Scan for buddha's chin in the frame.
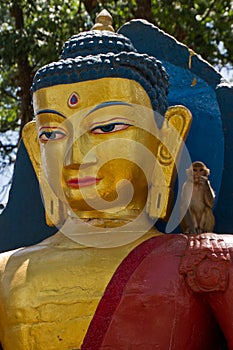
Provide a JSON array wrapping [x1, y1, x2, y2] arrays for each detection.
[[63, 185, 117, 212], [63, 178, 148, 215]]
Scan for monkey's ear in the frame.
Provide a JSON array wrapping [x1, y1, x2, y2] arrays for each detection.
[[147, 105, 192, 220]]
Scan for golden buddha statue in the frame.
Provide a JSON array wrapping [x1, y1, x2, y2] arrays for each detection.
[[0, 10, 233, 350]]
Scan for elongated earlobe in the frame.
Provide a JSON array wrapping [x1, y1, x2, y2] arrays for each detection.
[[147, 105, 192, 220], [22, 122, 67, 227]]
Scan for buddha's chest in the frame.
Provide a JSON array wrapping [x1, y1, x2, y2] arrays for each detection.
[[0, 247, 130, 350]]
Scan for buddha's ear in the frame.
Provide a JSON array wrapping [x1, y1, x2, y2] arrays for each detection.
[[147, 105, 192, 220], [22, 121, 66, 227], [22, 121, 41, 181]]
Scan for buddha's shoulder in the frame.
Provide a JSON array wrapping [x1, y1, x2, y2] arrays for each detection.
[[145, 232, 233, 257], [136, 233, 233, 278], [128, 233, 233, 294], [141, 233, 187, 257], [0, 233, 83, 275]]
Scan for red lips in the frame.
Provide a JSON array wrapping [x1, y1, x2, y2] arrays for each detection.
[[67, 177, 101, 189]]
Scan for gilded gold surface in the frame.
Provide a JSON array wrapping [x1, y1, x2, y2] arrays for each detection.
[[24, 78, 191, 224], [32, 78, 152, 117], [147, 106, 192, 219], [92, 9, 115, 32], [25, 78, 156, 224]]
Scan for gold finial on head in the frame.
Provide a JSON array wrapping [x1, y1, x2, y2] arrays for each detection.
[[92, 9, 115, 32]]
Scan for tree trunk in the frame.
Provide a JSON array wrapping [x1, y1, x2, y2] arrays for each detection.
[[135, 0, 153, 23], [82, 0, 98, 20], [11, 2, 33, 136]]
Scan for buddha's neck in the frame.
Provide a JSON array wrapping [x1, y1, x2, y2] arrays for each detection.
[[69, 206, 143, 220], [60, 208, 156, 248]]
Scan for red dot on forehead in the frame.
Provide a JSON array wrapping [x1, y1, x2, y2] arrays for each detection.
[[68, 92, 79, 108]]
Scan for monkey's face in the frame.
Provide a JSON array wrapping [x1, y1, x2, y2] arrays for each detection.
[[192, 165, 207, 184]]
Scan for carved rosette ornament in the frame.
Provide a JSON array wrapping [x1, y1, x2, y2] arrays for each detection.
[[180, 234, 231, 292]]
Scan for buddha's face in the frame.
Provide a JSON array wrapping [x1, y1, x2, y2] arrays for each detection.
[[34, 78, 160, 217]]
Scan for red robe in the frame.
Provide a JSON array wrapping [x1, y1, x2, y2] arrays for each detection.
[[82, 233, 233, 350]]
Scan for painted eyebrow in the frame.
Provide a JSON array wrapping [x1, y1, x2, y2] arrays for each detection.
[[35, 102, 132, 119], [86, 101, 132, 117], [38, 126, 67, 133], [35, 109, 66, 118]]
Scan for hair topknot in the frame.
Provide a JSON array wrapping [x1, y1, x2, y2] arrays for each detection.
[[32, 29, 169, 116], [61, 30, 137, 58]]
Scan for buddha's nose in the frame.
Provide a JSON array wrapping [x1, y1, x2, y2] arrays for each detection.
[[64, 135, 97, 168]]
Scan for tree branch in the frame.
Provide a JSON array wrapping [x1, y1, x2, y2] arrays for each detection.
[[10, 1, 33, 136], [0, 141, 17, 153]]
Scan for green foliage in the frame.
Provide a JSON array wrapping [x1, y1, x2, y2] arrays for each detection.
[[150, 0, 233, 67], [0, 67, 20, 132]]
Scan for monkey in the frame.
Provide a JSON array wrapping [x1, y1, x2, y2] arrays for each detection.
[[180, 161, 215, 234]]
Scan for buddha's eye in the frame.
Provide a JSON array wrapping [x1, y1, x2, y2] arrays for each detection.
[[91, 122, 132, 134], [39, 130, 66, 142]]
